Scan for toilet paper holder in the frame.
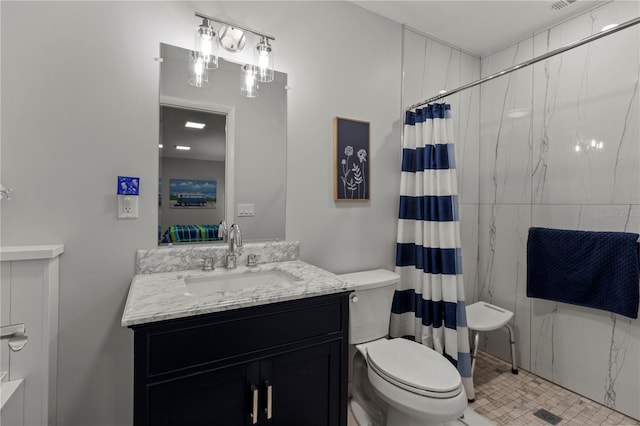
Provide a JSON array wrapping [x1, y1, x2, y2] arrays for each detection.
[[0, 323, 28, 352]]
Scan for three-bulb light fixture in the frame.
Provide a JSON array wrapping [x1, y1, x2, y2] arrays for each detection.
[[188, 13, 275, 98]]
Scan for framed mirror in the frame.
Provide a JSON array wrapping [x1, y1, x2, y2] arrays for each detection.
[[158, 43, 287, 245]]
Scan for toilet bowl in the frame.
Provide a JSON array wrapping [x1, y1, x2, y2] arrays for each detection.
[[362, 338, 467, 425], [340, 270, 467, 426]]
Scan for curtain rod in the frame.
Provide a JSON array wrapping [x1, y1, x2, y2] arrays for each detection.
[[195, 12, 275, 41], [406, 16, 640, 111]]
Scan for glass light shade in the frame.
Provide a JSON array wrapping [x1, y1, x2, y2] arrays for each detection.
[[254, 37, 274, 83], [188, 52, 209, 87], [195, 20, 218, 70], [240, 64, 259, 97]]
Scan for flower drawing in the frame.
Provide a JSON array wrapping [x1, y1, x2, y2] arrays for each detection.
[[357, 149, 367, 198], [339, 145, 367, 199]]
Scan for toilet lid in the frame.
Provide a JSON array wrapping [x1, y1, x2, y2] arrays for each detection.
[[366, 338, 463, 399]]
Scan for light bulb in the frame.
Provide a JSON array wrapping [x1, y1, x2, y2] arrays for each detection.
[[258, 51, 269, 69], [195, 59, 204, 76], [201, 38, 212, 57], [575, 144, 581, 152], [195, 19, 218, 70], [254, 37, 274, 83], [241, 64, 258, 97], [188, 52, 209, 87]]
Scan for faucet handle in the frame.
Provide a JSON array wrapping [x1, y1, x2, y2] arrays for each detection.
[[200, 257, 215, 271], [247, 254, 260, 267]]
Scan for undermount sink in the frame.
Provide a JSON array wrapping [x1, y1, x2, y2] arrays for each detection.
[[184, 269, 300, 295]]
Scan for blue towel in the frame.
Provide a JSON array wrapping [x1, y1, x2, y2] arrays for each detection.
[[527, 227, 639, 319]]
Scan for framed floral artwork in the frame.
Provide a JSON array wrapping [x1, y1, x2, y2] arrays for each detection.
[[334, 117, 370, 201]]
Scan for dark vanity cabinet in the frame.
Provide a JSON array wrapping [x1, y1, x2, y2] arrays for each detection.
[[131, 292, 350, 426]]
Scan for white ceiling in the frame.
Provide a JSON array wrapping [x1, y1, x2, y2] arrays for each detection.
[[352, 0, 608, 56], [160, 106, 226, 162]]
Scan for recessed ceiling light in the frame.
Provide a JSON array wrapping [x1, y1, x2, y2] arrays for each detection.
[[185, 121, 206, 129], [159, 144, 163, 149], [175, 145, 191, 151]]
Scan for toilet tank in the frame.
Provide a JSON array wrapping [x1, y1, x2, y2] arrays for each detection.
[[339, 269, 400, 345]]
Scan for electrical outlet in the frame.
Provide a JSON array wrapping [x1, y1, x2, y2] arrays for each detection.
[[118, 195, 139, 219], [117, 176, 140, 219], [238, 203, 255, 217]]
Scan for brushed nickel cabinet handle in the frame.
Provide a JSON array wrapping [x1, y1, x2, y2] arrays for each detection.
[[265, 380, 273, 419], [251, 384, 258, 424]]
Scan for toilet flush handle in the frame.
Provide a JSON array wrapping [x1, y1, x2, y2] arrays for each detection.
[[349, 293, 358, 303]]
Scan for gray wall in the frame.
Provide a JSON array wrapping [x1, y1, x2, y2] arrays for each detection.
[[0, 1, 402, 425]]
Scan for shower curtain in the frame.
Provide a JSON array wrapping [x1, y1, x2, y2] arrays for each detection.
[[391, 103, 474, 401]]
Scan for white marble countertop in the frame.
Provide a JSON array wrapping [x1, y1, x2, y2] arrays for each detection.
[[121, 260, 357, 327]]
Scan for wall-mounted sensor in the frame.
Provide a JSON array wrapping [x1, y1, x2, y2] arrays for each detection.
[[117, 176, 139, 219]]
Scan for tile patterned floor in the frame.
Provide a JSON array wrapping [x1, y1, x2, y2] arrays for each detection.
[[348, 350, 639, 426], [469, 350, 640, 426]]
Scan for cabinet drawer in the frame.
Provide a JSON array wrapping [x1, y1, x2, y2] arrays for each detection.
[[139, 294, 348, 377]]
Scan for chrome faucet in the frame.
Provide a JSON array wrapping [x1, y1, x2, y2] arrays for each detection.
[[226, 223, 242, 269]]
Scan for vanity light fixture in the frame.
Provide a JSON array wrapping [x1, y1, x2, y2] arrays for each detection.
[[175, 145, 192, 151], [255, 36, 274, 83], [195, 18, 218, 70], [189, 12, 276, 96], [187, 51, 209, 87], [185, 121, 206, 129], [240, 64, 259, 98]]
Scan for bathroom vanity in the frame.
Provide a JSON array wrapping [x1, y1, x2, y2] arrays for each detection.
[[122, 242, 357, 426], [131, 293, 347, 425]]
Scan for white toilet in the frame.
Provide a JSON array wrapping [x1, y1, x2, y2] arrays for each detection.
[[341, 269, 468, 426]]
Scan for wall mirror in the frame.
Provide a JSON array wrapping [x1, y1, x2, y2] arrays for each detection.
[[158, 43, 287, 245]]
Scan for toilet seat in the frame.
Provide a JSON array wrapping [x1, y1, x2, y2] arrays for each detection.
[[366, 338, 463, 399]]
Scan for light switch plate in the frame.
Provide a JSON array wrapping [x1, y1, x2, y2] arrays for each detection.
[[238, 203, 255, 217]]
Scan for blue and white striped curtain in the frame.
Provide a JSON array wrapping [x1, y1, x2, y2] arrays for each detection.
[[391, 103, 474, 401]]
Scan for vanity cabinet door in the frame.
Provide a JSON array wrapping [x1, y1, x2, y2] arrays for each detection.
[[261, 340, 345, 426], [147, 362, 259, 426], [132, 293, 349, 426]]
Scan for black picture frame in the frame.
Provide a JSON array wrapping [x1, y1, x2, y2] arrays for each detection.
[[334, 117, 370, 201]]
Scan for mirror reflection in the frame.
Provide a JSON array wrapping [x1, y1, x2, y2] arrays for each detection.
[[158, 43, 287, 245], [159, 106, 226, 244]]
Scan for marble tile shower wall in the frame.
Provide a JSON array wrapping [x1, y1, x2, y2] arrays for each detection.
[[402, 28, 481, 304], [477, 1, 639, 420]]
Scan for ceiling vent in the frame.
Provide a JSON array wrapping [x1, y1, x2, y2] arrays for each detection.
[[551, 0, 578, 10]]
